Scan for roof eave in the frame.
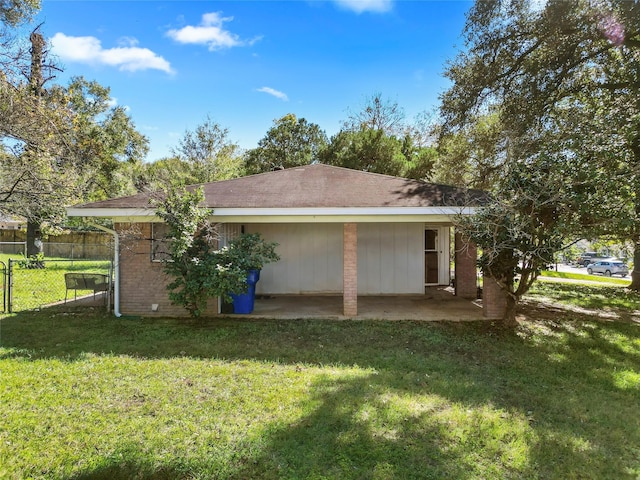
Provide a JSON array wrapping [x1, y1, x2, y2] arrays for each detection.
[[67, 206, 479, 223]]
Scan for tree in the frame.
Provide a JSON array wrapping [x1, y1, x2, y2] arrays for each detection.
[[441, 0, 640, 294], [1, 0, 39, 27], [154, 187, 218, 316], [1, 29, 148, 255], [342, 92, 406, 137], [172, 116, 243, 183], [440, 0, 640, 323], [319, 127, 435, 180], [400, 133, 438, 181], [456, 142, 575, 324], [6, 20, 150, 251], [5, 27, 70, 256], [0, 1, 45, 133], [320, 128, 403, 176], [434, 112, 505, 190], [66, 76, 149, 201], [0, 0, 40, 78], [323, 94, 436, 180], [244, 114, 327, 174], [133, 156, 194, 192], [553, 59, 640, 276], [155, 187, 279, 317]]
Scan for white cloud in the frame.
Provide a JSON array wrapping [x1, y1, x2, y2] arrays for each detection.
[[50, 33, 173, 74], [257, 87, 288, 101], [333, 0, 393, 14], [117, 36, 139, 48], [167, 11, 260, 50]]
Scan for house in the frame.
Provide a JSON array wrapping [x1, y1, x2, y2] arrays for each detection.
[[67, 164, 503, 319], [0, 212, 25, 230]]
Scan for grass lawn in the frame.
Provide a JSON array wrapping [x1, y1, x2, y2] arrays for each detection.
[[0, 254, 111, 311], [540, 270, 631, 286], [1, 283, 639, 479]]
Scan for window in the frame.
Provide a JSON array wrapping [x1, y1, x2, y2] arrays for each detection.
[[151, 223, 171, 262], [219, 223, 242, 247]]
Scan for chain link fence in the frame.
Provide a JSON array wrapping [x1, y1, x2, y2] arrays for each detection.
[[6, 258, 113, 313], [0, 261, 6, 313], [0, 242, 26, 255], [0, 242, 112, 259]]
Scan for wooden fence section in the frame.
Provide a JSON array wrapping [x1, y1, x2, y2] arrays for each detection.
[[0, 231, 113, 259]]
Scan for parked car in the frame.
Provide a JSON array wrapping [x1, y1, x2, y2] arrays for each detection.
[[576, 252, 599, 267], [586, 259, 629, 277]]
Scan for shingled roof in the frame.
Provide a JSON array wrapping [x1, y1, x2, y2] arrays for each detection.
[[71, 164, 487, 211]]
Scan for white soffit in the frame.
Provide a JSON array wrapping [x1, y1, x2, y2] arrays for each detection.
[[67, 206, 478, 223]]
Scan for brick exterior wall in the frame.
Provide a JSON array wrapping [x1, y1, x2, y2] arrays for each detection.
[[115, 223, 218, 317], [454, 232, 478, 299], [343, 223, 358, 317], [482, 275, 507, 319]]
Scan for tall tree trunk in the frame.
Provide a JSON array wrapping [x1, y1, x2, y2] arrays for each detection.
[[29, 30, 44, 96], [23, 30, 45, 261], [629, 173, 640, 290], [629, 239, 640, 291], [502, 293, 519, 328], [628, 135, 640, 291], [26, 221, 42, 257]]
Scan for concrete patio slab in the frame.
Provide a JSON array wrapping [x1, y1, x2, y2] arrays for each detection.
[[226, 287, 485, 321]]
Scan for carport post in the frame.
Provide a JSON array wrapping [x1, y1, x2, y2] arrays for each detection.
[[343, 223, 358, 317], [454, 231, 478, 299]]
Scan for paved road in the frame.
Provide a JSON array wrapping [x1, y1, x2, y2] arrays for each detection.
[[548, 262, 631, 279], [553, 263, 592, 275]]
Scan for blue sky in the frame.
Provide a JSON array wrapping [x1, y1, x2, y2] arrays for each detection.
[[36, 0, 472, 161]]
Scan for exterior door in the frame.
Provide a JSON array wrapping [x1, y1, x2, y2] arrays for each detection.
[[424, 228, 439, 285]]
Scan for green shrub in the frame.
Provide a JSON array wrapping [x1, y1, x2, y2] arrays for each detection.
[[16, 252, 45, 269], [155, 187, 279, 316]]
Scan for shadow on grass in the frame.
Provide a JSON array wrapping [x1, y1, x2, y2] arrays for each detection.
[[223, 318, 639, 478], [227, 375, 483, 479], [1, 306, 639, 479], [70, 462, 185, 480], [529, 282, 640, 311]]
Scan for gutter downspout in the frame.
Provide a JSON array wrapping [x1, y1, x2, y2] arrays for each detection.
[[90, 222, 121, 317]]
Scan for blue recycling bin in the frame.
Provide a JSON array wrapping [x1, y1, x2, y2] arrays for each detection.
[[231, 269, 260, 314]]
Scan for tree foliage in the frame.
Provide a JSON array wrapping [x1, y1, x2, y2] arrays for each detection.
[[154, 187, 221, 316], [1, 23, 148, 254], [434, 111, 505, 190], [323, 93, 436, 179], [457, 149, 574, 324], [320, 127, 435, 180], [133, 156, 194, 193], [1, 73, 149, 243], [1, 0, 39, 26], [0, 0, 40, 78], [66, 76, 149, 201], [244, 114, 327, 174], [172, 115, 243, 183], [2, 27, 77, 255], [155, 187, 279, 317], [441, 0, 640, 321], [342, 92, 406, 137]]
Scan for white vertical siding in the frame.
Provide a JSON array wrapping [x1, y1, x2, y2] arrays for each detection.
[[357, 223, 424, 294], [248, 224, 343, 294], [245, 222, 445, 295]]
